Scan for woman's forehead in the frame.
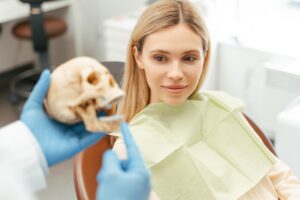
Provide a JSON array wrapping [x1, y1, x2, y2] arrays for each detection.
[[142, 24, 203, 53]]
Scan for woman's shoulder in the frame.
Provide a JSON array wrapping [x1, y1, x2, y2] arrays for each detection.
[[198, 90, 245, 112]]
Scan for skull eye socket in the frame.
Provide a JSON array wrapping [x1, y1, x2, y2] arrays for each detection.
[[87, 73, 100, 85]]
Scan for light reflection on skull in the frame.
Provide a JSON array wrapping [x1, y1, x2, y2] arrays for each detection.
[[44, 57, 124, 133]]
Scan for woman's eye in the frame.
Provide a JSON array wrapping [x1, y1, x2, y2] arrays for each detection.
[[183, 56, 197, 62], [153, 55, 167, 62]]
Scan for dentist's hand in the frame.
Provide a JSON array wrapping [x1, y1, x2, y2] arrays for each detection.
[[97, 123, 151, 200], [21, 70, 105, 167]]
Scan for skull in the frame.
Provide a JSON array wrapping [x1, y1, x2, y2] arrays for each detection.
[[44, 57, 124, 133]]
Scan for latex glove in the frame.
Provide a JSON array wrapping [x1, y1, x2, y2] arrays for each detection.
[[97, 122, 151, 200], [21, 70, 105, 167]]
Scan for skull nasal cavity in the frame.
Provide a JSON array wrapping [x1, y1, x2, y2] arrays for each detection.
[[87, 73, 100, 85]]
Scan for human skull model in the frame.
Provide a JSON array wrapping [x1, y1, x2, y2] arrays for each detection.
[[44, 57, 124, 133]]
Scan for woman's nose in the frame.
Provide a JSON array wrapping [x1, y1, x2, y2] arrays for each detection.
[[167, 62, 183, 80]]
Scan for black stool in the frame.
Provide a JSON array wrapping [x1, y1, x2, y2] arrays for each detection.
[[10, 0, 67, 102]]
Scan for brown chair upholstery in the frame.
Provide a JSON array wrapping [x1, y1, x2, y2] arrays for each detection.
[[74, 135, 115, 200], [73, 113, 276, 200]]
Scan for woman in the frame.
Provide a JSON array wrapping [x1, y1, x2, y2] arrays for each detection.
[[113, 0, 300, 199]]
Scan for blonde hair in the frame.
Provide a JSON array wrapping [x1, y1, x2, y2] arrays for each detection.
[[119, 0, 211, 122]]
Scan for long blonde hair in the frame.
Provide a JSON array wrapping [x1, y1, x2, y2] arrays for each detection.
[[119, 0, 211, 122]]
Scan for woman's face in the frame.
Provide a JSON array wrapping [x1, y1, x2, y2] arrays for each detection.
[[134, 24, 205, 106]]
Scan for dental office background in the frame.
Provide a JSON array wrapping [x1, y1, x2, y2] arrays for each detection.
[[0, 0, 299, 199]]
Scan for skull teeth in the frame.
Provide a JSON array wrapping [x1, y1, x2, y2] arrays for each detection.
[[99, 90, 124, 107], [98, 114, 123, 122]]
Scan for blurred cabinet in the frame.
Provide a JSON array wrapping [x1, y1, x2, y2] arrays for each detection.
[[276, 98, 300, 177], [103, 9, 143, 61]]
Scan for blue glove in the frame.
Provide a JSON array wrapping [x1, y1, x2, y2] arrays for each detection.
[[97, 122, 151, 200], [21, 70, 105, 167]]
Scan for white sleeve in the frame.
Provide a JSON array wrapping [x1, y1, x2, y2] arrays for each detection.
[[0, 164, 37, 200], [0, 121, 49, 193]]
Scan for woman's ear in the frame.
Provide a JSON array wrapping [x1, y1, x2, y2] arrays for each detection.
[[133, 46, 144, 69]]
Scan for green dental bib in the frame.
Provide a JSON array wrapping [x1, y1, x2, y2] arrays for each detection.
[[118, 91, 276, 200]]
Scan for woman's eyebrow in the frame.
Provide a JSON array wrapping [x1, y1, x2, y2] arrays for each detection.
[[149, 49, 201, 55], [183, 50, 200, 54], [149, 49, 170, 54]]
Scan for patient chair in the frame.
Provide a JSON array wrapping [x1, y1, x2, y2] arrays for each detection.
[[243, 114, 276, 156], [74, 135, 115, 200], [73, 108, 276, 200]]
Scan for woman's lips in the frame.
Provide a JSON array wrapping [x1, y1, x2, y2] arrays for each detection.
[[162, 85, 188, 94]]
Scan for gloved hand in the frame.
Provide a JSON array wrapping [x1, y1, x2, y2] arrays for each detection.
[[21, 70, 105, 167], [97, 122, 151, 200]]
